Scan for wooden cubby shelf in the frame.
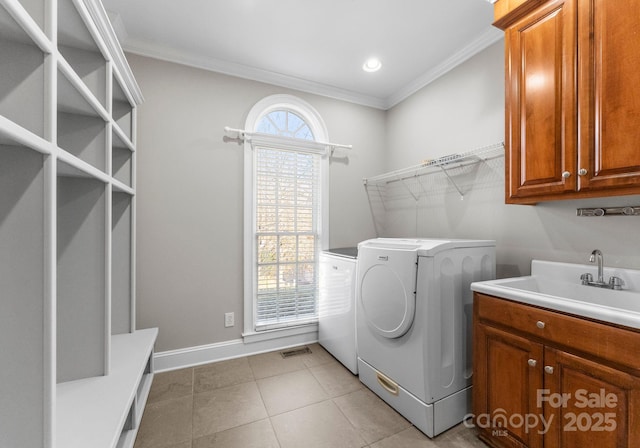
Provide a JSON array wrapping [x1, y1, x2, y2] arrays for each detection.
[[112, 74, 134, 141], [112, 128, 133, 187], [112, 191, 133, 335], [0, 144, 48, 448], [57, 68, 108, 172], [57, 175, 107, 382], [14, 0, 47, 34], [0, 0, 153, 447], [58, 0, 107, 107], [0, 3, 47, 139]]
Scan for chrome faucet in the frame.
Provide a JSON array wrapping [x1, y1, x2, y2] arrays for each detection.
[[580, 249, 625, 290], [589, 249, 604, 283]]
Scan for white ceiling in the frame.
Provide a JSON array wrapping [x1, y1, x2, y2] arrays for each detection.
[[102, 0, 502, 110]]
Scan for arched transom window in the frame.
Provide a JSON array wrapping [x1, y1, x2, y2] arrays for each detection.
[[256, 110, 314, 140]]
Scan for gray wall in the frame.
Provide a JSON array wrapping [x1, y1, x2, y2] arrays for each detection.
[[132, 41, 640, 353], [129, 54, 385, 351], [384, 40, 640, 278]]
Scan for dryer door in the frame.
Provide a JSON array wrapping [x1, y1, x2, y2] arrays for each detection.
[[358, 246, 418, 339]]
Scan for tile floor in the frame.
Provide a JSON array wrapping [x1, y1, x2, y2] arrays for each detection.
[[134, 344, 488, 448]]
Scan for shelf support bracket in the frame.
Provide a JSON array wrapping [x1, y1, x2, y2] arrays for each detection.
[[400, 176, 420, 202], [364, 181, 386, 237], [436, 164, 465, 199]]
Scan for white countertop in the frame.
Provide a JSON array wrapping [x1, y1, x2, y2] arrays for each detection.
[[471, 260, 640, 330]]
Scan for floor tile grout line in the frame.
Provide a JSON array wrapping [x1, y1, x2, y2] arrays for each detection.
[[306, 365, 333, 398], [306, 362, 365, 400], [331, 394, 369, 445], [332, 388, 416, 446], [261, 394, 332, 419], [193, 380, 271, 441], [247, 355, 259, 379], [193, 377, 257, 397], [258, 375, 329, 418], [253, 377, 271, 419], [267, 416, 283, 448], [191, 417, 281, 447]]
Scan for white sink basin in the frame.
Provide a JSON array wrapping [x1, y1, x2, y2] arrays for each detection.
[[471, 260, 640, 329]]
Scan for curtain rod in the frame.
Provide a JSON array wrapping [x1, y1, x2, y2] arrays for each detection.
[[224, 126, 352, 150]]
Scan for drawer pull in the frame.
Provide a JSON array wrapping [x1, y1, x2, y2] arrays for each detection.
[[544, 366, 554, 374], [527, 359, 537, 367], [536, 321, 546, 329], [376, 371, 399, 396]]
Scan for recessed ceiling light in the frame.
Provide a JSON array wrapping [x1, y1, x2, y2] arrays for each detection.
[[363, 57, 382, 73]]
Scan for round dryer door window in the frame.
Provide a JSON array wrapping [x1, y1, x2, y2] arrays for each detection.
[[359, 264, 416, 338]]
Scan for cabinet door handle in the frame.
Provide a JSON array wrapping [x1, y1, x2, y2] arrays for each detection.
[[562, 171, 571, 179], [544, 366, 554, 374], [536, 321, 545, 329], [528, 359, 537, 367], [578, 168, 588, 176]]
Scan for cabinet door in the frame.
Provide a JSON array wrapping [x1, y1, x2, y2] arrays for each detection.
[[577, 0, 640, 192], [474, 323, 544, 448], [543, 348, 640, 448], [505, 0, 577, 202]]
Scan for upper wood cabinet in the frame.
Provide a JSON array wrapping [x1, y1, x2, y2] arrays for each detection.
[[577, 0, 640, 193], [494, 0, 640, 204]]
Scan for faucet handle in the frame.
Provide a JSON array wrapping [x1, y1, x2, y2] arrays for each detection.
[[609, 276, 625, 290], [580, 273, 593, 285]]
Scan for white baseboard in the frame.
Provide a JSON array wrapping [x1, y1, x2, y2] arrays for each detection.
[[153, 328, 319, 372]]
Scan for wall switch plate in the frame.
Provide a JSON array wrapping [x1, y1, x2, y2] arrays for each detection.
[[224, 312, 234, 327]]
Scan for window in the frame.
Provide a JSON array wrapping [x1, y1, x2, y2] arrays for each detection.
[[244, 95, 329, 335], [255, 110, 314, 140]]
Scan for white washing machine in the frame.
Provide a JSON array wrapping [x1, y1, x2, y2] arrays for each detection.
[[318, 248, 358, 374], [356, 238, 495, 437]]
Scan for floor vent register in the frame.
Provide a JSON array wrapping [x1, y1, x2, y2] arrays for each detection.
[[280, 347, 312, 358]]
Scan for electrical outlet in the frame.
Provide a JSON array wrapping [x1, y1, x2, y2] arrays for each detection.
[[224, 312, 234, 328]]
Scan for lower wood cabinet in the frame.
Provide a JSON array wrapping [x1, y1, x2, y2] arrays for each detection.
[[473, 293, 640, 448], [474, 323, 544, 448]]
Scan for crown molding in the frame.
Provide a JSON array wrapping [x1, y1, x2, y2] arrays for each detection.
[[121, 39, 389, 110], [384, 27, 504, 109], [83, 0, 144, 105], [119, 26, 503, 111]]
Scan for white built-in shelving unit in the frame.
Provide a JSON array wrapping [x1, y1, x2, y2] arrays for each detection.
[[0, 0, 156, 447]]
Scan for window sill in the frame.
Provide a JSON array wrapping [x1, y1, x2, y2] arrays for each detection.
[[242, 322, 318, 344]]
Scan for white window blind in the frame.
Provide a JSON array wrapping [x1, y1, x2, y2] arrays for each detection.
[[254, 146, 321, 329]]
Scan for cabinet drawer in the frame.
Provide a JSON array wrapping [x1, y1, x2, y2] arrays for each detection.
[[475, 293, 640, 372]]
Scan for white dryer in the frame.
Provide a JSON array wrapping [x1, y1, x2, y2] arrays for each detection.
[[356, 238, 495, 437], [318, 248, 358, 374]]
